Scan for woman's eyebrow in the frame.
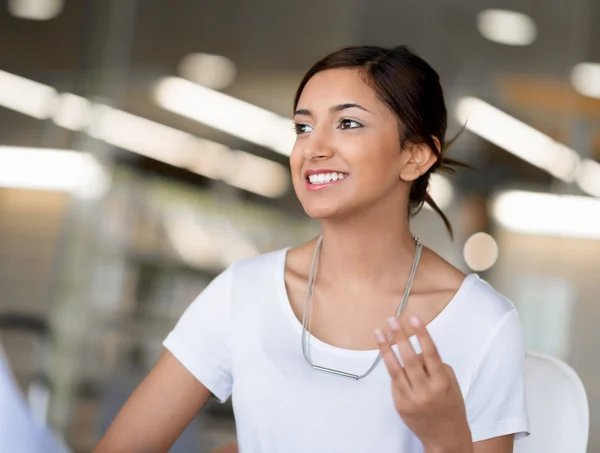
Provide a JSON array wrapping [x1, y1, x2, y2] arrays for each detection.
[[293, 103, 371, 117]]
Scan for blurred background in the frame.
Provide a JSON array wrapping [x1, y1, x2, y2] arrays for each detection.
[[0, 0, 599, 451]]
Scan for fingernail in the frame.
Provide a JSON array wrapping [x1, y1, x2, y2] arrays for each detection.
[[387, 317, 399, 330], [410, 316, 421, 327], [375, 329, 386, 343]]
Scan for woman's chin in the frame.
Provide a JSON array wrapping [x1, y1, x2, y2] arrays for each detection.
[[302, 203, 353, 221]]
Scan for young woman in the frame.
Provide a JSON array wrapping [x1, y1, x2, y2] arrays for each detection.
[[93, 45, 529, 453]]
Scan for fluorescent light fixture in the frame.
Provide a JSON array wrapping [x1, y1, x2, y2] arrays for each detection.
[[154, 76, 296, 156], [88, 104, 193, 166], [570, 62, 600, 99], [0, 146, 109, 198], [492, 190, 600, 239], [7, 0, 63, 20], [183, 138, 233, 180], [89, 104, 290, 198], [178, 53, 237, 90], [426, 173, 454, 211], [476, 9, 537, 46], [0, 70, 57, 119], [223, 150, 290, 198], [463, 232, 499, 271], [456, 97, 581, 182], [0, 71, 290, 198], [51, 93, 93, 131], [575, 158, 600, 198]]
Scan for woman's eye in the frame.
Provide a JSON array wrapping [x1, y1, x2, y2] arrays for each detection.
[[339, 119, 363, 130], [294, 123, 313, 135]]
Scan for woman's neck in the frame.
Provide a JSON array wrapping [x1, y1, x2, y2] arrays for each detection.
[[318, 202, 418, 288]]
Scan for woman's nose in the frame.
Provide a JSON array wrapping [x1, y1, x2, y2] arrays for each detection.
[[303, 132, 335, 161]]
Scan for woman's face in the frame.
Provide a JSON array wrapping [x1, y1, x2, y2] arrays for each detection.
[[290, 68, 417, 221]]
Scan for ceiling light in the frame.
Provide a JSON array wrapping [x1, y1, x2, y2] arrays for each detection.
[[456, 97, 581, 182], [0, 146, 109, 198], [154, 76, 296, 157], [492, 190, 600, 239], [570, 62, 600, 99], [88, 104, 192, 166], [463, 232, 499, 271], [223, 150, 290, 198], [178, 53, 237, 90], [476, 9, 537, 46], [88, 104, 289, 198], [7, 0, 63, 20], [0, 70, 57, 119], [182, 138, 233, 180], [51, 93, 92, 131], [0, 71, 290, 198]]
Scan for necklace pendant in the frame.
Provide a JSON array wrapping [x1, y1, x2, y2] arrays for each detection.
[[312, 365, 359, 380]]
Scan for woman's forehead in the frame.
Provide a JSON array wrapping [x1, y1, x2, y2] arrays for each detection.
[[297, 69, 385, 113]]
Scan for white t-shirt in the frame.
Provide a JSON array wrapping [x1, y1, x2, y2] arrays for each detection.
[[163, 248, 530, 452]]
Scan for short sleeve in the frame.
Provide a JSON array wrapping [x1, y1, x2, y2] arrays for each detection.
[[163, 265, 234, 403], [465, 308, 531, 442]]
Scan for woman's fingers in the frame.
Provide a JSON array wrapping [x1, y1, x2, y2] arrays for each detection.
[[377, 316, 452, 399], [387, 317, 428, 389], [375, 328, 410, 394], [409, 316, 446, 380]]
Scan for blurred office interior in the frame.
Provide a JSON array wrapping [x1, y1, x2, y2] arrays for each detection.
[[0, 0, 599, 451]]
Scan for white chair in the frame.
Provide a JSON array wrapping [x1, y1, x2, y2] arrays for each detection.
[[514, 350, 589, 453]]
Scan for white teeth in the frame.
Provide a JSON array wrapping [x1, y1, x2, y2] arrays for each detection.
[[308, 172, 348, 184]]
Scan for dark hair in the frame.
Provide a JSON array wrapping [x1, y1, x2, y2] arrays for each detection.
[[293, 45, 466, 237]]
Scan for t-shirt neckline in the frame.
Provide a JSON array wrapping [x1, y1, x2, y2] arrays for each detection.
[[275, 246, 478, 358]]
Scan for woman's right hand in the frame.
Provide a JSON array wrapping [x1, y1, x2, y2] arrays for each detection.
[[93, 351, 213, 453]]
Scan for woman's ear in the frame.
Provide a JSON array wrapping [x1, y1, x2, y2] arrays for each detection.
[[399, 137, 440, 182]]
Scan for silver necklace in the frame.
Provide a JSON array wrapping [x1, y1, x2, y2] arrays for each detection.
[[301, 235, 423, 380]]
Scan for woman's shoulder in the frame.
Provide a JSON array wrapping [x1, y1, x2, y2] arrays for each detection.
[[419, 246, 516, 326], [462, 274, 517, 323], [437, 272, 521, 359]]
